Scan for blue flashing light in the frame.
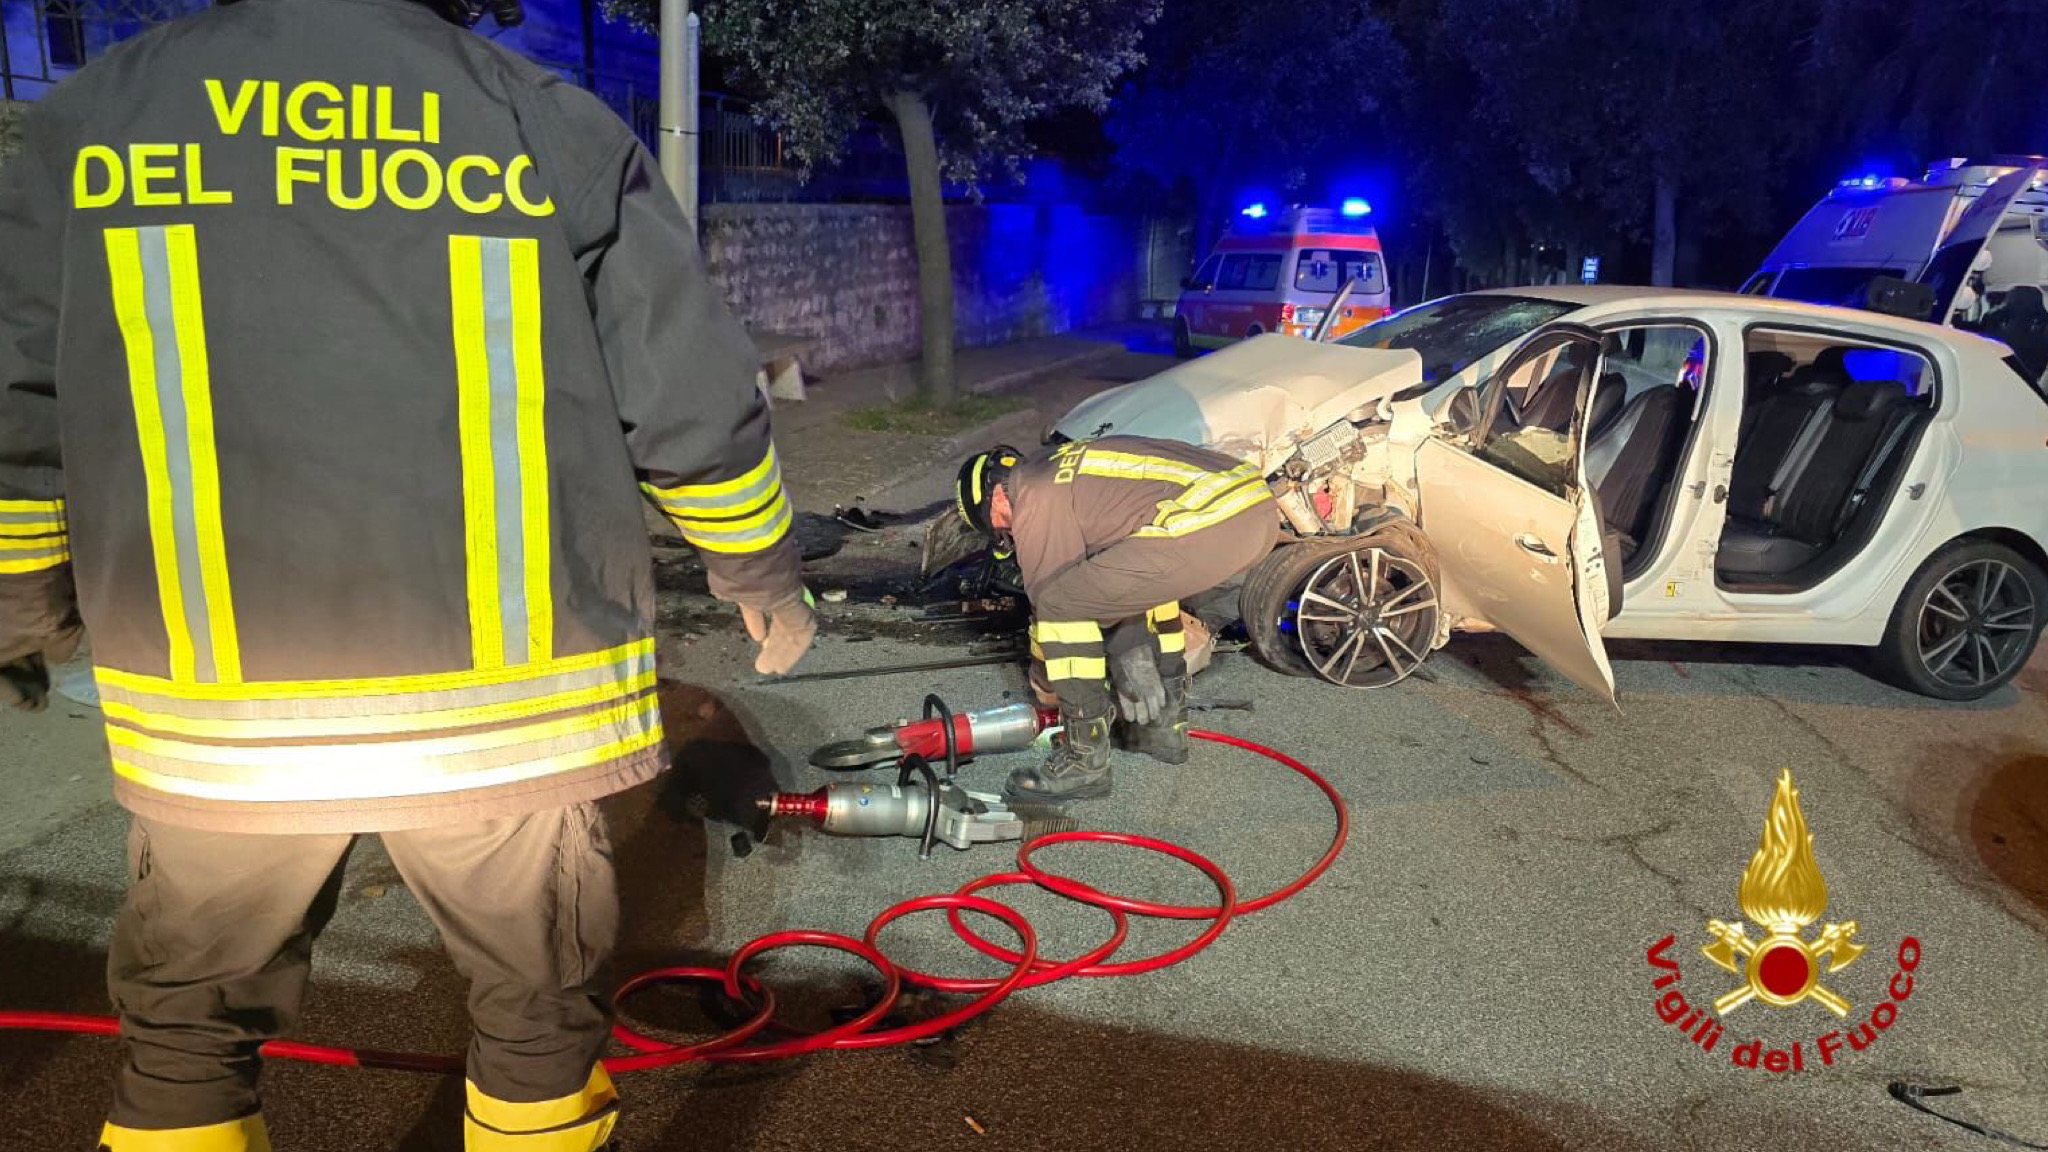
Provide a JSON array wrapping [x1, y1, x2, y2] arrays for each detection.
[[1241, 202, 1269, 219], [1341, 197, 1372, 217], [1838, 172, 1887, 189]]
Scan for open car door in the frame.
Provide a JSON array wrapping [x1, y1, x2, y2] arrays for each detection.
[[1414, 325, 1617, 703], [1916, 164, 2043, 323]]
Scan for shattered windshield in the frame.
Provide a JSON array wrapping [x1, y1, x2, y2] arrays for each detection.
[[1339, 295, 1579, 400]]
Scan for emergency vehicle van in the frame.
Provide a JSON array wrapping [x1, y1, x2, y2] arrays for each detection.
[[1173, 203, 1391, 357], [1745, 156, 2048, 317]]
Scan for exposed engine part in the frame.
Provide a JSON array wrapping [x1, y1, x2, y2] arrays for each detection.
[[1274, 482, 1327, 535], [759, 780, 1076, 851], [1297, 420, 1361, 473]]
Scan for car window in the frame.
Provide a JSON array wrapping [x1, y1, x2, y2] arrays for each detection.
[[1295, 249, 1385, 295], [1743, 328, 1939, 404], [1768, 266, 1907, 309], [1218, 254, 1281, 292], [1339, 294, 1580, 398], [1475, 339, 1595, 498]]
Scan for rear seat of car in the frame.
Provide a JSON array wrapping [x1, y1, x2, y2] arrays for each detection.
[[1718, 379, 1930, 578]]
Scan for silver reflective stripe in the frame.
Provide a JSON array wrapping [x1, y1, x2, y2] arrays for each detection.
[[479, 237, 530, 663], [96, 643, 657, 723], [137, 227, 218, 684], [0, 504, 62, 530], [109, 694, 663, 802]]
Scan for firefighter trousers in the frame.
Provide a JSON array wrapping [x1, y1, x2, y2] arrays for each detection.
[[1030, 508, 1279, 712], [106, 803, 618, 1133]]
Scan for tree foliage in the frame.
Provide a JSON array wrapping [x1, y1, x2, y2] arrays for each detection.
[[607, 0, 1161, 182], [1105, 0, 1404, 249]]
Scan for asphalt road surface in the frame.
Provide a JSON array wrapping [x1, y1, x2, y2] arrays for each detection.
[[2, 342, 2044, 1148], [3, 599, 2045, 1150]]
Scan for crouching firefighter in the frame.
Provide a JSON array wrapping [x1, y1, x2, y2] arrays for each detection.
[[0, 0, 816, 1147], [956, 437, 1279, 800]]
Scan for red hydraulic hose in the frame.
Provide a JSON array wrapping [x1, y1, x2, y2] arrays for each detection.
[[0, 728, 1346, 1074]]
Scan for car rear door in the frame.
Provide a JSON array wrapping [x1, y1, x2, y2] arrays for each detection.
[[1917, 165, 2043, 323], [1413, 325, 1618, 702]]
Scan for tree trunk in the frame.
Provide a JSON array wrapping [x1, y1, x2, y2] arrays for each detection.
[[1651, 171, 1677, 287], [886, 91, 956, 403]]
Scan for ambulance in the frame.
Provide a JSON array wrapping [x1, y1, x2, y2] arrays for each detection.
[[1173, 202, 1391, 357], [1744, 155, 2048, 320]]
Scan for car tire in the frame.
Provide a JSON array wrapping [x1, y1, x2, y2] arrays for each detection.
[[1173, 317, 1195, 359], [1240, 521, 1443, 687], [1874, 539, 2046, 701], [1245, 324, 1264, 339]]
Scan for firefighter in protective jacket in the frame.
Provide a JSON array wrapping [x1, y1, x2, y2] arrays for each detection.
[[956, 436, 1279, 800], [0, 0, 814, 1147]]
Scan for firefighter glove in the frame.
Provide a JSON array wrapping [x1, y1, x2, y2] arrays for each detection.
[[743, 595, 817, 677], [1111, 645, 1166, 727], [0, 653, 50, 713]]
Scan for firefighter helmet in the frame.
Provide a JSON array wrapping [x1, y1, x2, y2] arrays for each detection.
[[955, 445, 1022, 540]]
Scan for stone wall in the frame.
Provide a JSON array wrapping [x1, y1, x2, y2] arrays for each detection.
[[702, 202, 1149, 374], [0, 101, 27, 165]]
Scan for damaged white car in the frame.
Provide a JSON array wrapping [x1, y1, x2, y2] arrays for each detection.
[[1054, 274, 2048, 702]]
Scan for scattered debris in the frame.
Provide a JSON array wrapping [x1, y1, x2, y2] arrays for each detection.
[[820, 588, 849, 603], [964, 1117, 986, 1136]]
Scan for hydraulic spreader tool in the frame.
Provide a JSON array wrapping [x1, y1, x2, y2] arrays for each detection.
[[0, 693, 1348, 1077]]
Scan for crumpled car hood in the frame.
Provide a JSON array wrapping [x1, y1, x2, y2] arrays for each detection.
[[1052, 334, 1426, 474]]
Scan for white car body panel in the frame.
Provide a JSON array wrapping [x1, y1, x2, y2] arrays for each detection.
[[1056, 284, 2048, 685], [1055, 335, 1423, 476]]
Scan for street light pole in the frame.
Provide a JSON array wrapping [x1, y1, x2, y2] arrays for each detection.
[[657, 0, 700, 232]]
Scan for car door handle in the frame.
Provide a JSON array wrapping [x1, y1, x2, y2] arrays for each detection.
[[1515, 533, 1558, 559]]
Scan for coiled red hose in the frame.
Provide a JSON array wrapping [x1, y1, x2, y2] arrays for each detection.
[[0, 729, 1345, 1073]]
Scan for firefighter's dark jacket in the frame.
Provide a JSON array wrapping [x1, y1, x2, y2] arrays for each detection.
[[0, 0, 803, 832], [1004, 436, 1270, 610]]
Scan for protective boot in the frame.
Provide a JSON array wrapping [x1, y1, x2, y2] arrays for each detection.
[[99, 1115, 271, 1151], [1007, 700, 1115, 801], [1117, 673, 1190, 765], [464, 1066, 619, 1151]]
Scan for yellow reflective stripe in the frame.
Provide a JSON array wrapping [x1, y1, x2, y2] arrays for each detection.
[[1149, 602, 1181, 623], [163, 224, 240, 683], [645, 446, 781, 513], [1074, 450, 1206, 485], [450, 234, 503, 669], [1031, 620, 1103, 644], [97, 636, 654, 703], [670, 488, 788, 536], [680, 494, 792, 554], [0, 536, 70, 572], [1029, 638, 1046, 660], [107, 691, 658, 771], [111, 705, 665, 804], [102, 667, 657, 740], [508, 238, 553, 664], [0, 499, 64, 536], [99, 1115, 270, 1152], [467, 1066, 617, 1134], [1044, 656, 1107, 681], [1173, 466, 1254, 513], [1138, 475, 1272, 539], [106, 227, 197, 682], [1157, 631, 1187, 654]]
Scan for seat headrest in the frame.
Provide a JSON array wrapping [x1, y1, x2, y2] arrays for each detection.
[[1785, 360, 1850, 393], [1835, 381, 1909, 420], [1746, 351, 1794, 382], [2005, 285, 2047, 316]]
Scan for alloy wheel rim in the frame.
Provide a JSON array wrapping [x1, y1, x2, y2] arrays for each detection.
[[1294, 547, 1439, 688], [1916, 558, 2035, 690]]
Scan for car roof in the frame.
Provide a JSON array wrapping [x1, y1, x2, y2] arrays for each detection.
[[1468, 284, 2010, 354]]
